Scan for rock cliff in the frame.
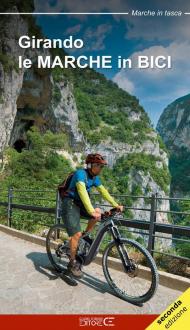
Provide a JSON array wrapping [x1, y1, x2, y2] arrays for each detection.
[[157, 94, 190, 196]]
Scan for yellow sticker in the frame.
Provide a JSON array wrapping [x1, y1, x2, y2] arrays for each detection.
[[146, 288, 190, 330]]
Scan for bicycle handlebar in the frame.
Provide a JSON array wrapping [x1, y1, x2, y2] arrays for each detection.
[[101, 207, 124, 220]]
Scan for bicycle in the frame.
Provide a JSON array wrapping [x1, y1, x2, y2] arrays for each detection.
[[46, 208, 159, 304]]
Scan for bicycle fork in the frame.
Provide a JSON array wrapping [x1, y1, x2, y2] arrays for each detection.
[[110, 222, 132, 273]]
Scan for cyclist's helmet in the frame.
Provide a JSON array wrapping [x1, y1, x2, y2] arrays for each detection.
[[85, 153, 107, 165]]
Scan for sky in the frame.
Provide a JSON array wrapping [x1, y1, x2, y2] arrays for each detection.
[[34, 0, 190, 126]]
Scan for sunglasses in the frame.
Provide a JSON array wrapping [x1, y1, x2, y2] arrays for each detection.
[[93, 163, 105, 169]]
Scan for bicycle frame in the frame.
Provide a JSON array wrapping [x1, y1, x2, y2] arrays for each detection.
[[83, 217, 130, 268], [47, 211, 159, 304]]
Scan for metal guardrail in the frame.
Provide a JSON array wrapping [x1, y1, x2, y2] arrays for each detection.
[[0, 187, 190, 262]]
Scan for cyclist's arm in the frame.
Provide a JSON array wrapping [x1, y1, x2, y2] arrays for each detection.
[[96, 185, 119, 207], [76, 181, 95, 215]]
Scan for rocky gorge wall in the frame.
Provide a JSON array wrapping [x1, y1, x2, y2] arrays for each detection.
[[157, 94, 190, 197]]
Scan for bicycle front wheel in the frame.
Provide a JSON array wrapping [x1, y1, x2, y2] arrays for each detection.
[[102, 238, 159, 304]]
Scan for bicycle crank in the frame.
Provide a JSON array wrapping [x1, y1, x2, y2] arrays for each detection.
[[55, 242, 70, 258]]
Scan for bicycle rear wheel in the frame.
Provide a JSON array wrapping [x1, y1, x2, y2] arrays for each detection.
[[102, 238, 159, 303], [46, 224, 70, 272]]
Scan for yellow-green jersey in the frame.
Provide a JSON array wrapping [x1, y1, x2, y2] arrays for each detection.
[[66, 168, 119, 215]]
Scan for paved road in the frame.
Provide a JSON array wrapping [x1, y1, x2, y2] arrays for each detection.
[[0, 231, 183, 314]]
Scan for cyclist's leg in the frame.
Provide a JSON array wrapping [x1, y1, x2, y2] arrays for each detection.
[[80, 207, 100, 233], [69, 231, 82, 260], [61, 198, 84, 277], [61, 197, 81, 261], [84, 218, 99, 233]]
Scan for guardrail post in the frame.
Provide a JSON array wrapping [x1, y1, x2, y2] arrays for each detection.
[[55, 190, 61, 225], [55, 190, 62, 240], [147, 193, 157, 256], [7, 186, 13, 227]]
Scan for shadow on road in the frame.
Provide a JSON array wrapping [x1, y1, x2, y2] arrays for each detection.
[[26, 251, 143, 307], [26, 251, 114, 294], [26, 251, 60, 280]]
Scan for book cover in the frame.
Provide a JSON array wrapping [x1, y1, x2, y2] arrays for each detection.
[[0, 1, 189, 329]]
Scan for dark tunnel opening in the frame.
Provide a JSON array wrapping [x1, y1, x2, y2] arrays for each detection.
[[13, 139, 27, 153]]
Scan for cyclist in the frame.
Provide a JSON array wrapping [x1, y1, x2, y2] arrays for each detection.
[[61, 153, 123, 278]]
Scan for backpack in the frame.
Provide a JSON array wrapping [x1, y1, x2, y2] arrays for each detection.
[[58, 172, 75, 199], [57, 169, 89, 199]]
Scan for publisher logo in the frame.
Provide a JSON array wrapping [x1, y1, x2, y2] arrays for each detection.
[[79, 316, 115, 327]]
